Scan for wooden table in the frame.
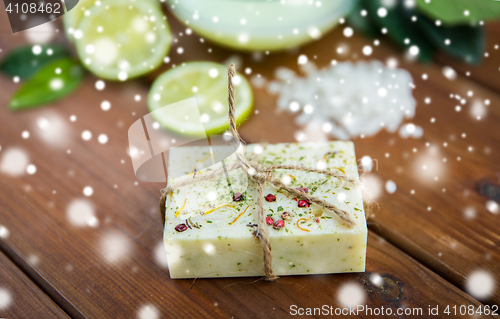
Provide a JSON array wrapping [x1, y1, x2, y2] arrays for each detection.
[[0, 5, 499, 319]]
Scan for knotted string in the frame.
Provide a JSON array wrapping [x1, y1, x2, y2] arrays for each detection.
[[160, 64, 356, 281]]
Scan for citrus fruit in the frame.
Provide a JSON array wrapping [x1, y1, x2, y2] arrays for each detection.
[[63, 0, 160, 41], [148, 62, 253, 136], [72, 0, 171, 80], [165, 0, 355, 51]]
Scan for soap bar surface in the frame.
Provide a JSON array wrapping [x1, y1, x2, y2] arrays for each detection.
[[164, 141, 367, 278]]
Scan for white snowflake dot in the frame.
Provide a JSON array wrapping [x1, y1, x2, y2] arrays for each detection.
[[385, 180, 397, 194], [101, 101, 111, 111], [362, 45, 373, 56], [465, 270, 495, 300], [298, 54, 308, 65], [26, 164, 37, 175], [343, 27, 353, 37], [83, 186, 93, 197]]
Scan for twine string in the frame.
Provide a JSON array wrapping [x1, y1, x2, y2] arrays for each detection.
[[159, 64, 356, 281]]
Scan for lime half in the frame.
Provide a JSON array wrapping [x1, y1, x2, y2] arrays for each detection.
[[148, 62, 253, 136], [73, 0, 171, 80]]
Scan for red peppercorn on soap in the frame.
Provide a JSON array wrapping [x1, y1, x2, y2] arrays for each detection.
[[163, 141, 367, 278]]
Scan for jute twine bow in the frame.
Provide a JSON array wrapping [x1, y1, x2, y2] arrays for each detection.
[[160, 64, 356, 281]]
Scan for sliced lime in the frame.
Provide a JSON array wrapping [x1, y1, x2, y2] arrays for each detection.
[[73, 0, 171, 80], [64, 0, 160, 41], [148, 62, 253, 136]]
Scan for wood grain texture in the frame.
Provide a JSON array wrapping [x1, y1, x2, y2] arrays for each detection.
[[0, 165, 489, 319], [0, 5, 498, 318], [0, 251, 69, 319]]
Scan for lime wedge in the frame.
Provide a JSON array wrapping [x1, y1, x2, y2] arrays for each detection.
[[148, 62, 253, 136], [72, 0, 171, 80]]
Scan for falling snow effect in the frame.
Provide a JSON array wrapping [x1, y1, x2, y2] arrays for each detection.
[[412, 145, 444, 182], [154, 242, 169, 268], [297, 54, 308, 65], [25, 22, 56, 44], [0, 288, 12, 310], [442, 66, 457, 80], [370, 273, 384, 287], [0, 0, 496, 312], [26, 164, 37, 175], [337, 282, 366, 307], [35, 113, 71, 147], [486, 200, 499, 214], [98, 134, 109, 144], [82, 130, 92, 141], [67, 199, 98, 228], [385, 180, 397, 194], [360, 156, 374, 172], [100, 231, 132, 264], [463, 206, 477, 220], [0, 147, 29, 177], [465, 270, 496, 300], [269, 61, 416, 140], [469, 99, 487, 120], [95, 80, 105, 91], [101, 101, 111, 111], [83, 186, 94, 197], [0, 225, 9, 239], [398, 123, 424, 139], [137, 304, 160, 319], [360, 174, 383, 201]]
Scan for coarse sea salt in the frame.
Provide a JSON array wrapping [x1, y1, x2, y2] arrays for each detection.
[[269, 61, 416, 140]]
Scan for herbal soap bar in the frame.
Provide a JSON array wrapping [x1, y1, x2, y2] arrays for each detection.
[[163, 141, 367, 278]]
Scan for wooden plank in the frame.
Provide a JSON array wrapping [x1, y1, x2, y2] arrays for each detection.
[[0, 250, 69, 319], [229, 28, 500, 306], [0, 176, 489, 319], [157, 13, 500, 304], [149, 14, 500, 304]]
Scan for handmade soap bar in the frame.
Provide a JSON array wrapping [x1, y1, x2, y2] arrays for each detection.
[[163, 141, 367, 278]]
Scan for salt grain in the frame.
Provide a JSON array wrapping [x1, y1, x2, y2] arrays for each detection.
[[270, 61, 416, 139]]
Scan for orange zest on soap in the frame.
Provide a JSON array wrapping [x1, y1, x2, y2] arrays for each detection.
[[332, 167, 346, 174], [197, 154, 211, 163], [204, 204, 234, 216], [296, 218, 310, 232], [230, 205, 251, 225], [174, 196, 187, 218]]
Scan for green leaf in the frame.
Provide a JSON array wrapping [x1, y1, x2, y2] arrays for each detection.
[[9, 58, 86, 111], [0, 45, 70, 79], [415, 13, 485, 64], [347, 0, 379, 38], [362, 0, 435, 62], [416, 0, 500, 26]]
